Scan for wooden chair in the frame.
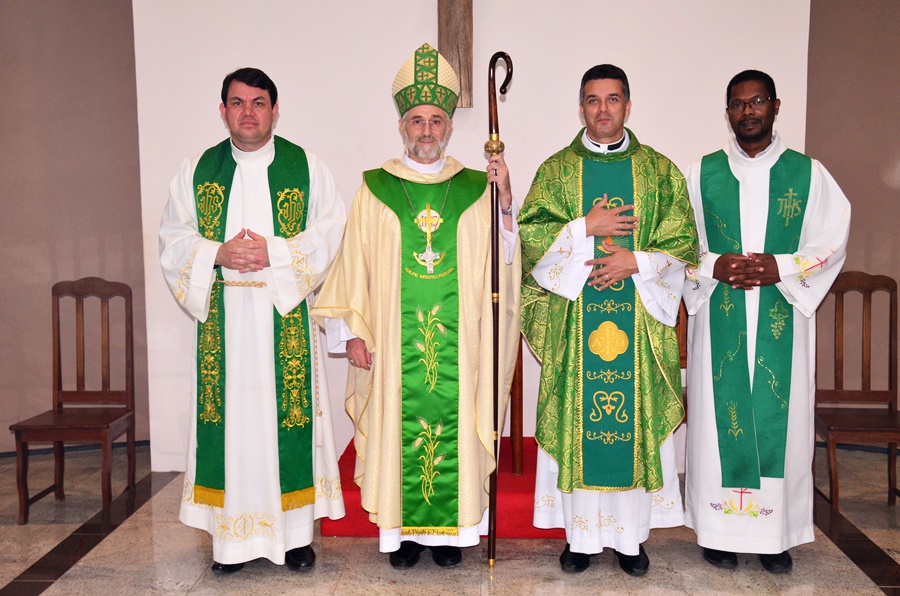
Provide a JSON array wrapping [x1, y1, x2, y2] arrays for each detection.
[[815, 271, 899, 510], [9, 277, 136, 524]]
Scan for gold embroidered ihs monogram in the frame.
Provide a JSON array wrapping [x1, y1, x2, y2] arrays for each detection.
[[777, 188, 803, 227], [277, 188, 306, 237], [196, 182, 226, 239]]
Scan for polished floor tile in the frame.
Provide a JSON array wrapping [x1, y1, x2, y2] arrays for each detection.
[[0, 444, 897, 594]]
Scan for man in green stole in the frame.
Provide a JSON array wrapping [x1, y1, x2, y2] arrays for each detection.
[[159, 68, 346, 574], [520, 65, 698, 576], [311, 43, 521, 570], [683, 70, 850, 574]]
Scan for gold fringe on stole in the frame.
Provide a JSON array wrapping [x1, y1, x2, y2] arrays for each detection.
[[282, 487, 316, 512], [401, 526, 460, 536], [193, 485, 225, 508]]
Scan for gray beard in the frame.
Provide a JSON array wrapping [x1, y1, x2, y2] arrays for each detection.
[[402, 131, 450, 161]]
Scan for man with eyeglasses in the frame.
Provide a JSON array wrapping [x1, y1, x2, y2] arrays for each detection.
[[519, 64, 698, 576], [312, 43, 521, 570], [683, 69, 851, 573], [159, 67, 347, 574]]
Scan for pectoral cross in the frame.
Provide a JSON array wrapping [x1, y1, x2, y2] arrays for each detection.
[[732, 487, 752, 511], [415, 204, 445, 273]]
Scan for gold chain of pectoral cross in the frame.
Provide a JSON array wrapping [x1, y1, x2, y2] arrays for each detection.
[[400, 178, 453, 273]]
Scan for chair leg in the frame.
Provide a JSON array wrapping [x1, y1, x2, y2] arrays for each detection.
[[53, 441, 65, 500], [14, 434, 29, 525], [828, 439, 840, 510], [101, 433, 113, 508], [127, 424, 136, 489], [889, 442, 897, 506]]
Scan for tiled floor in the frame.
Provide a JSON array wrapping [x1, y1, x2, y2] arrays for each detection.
[[0, 444, 897, 594]]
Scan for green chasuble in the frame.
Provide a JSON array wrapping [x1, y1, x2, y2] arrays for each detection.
[[520, 129, 698, 492], [191, 136, 316, 511], [364, 166, 485, 533], [700, 148, 810, 489]]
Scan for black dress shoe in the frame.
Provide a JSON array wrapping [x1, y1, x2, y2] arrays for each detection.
[[559, 543, 590, 573], [615, 544, 649, 576], [285, 545, 316, 572], [430, 545, 462, 567], [703, 547, 738, 569], [759, 550, 792, 574], [211, 561, 245, 574], [389, 541, 426, 569]]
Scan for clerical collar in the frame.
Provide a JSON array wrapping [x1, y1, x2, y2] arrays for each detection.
[[736, 132, 778, 159], [230, 135, 275, 163], [582, 130, 629, 154], [403, 151, 445, 174]]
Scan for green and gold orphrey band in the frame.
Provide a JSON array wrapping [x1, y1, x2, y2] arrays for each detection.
[[700, 148, 810, 489], [580, 158, 639, 488], [393, 43, 459, 117], [364, 167, 484, 534], [192, 136, 316, 510]]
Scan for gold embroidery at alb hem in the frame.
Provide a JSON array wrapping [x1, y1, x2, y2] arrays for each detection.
[[315, 475, 343, 501], [535, 494, 555, 508], [215, 511, 277, 541]]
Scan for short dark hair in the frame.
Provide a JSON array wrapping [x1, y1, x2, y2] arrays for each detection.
[[220, 67, 278, 106], [580, 64, 630, 102], [726, 70, 776, 103]]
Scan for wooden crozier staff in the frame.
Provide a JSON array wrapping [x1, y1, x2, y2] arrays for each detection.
[[485, 50, 512, 569]]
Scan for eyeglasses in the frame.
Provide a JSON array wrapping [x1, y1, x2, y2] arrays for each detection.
[[726, 97, 772, 113], [405, 118, 447, 130]]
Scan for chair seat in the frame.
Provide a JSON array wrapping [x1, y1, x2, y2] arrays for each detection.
[[10, 408, 133, 433], [816, 408, 900, 435]]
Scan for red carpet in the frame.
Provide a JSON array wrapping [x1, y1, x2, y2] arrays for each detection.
[[321, 436, 565, 539]]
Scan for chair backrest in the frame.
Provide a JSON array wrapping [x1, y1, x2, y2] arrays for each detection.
[[52, 277, 134, 412], [677, 299, 688, 369], [816, 270, 897, 411]]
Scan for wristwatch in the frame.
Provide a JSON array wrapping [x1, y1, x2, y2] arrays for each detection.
[[501, 204, 514, 216]]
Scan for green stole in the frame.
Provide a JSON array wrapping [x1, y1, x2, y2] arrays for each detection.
[[192, 136, 316, 510], [580, 158, 639, 487], [700, 148, 810, 488], [365, 166, 485, 534]]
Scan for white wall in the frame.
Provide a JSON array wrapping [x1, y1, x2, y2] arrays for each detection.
[[134, 0, 810, 471]]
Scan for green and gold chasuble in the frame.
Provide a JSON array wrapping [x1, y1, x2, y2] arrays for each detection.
[[191, 136, 316, 511], [520, 129, 698, 492], [364, 167, 485, 534], [700, 149, 811, 489]]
